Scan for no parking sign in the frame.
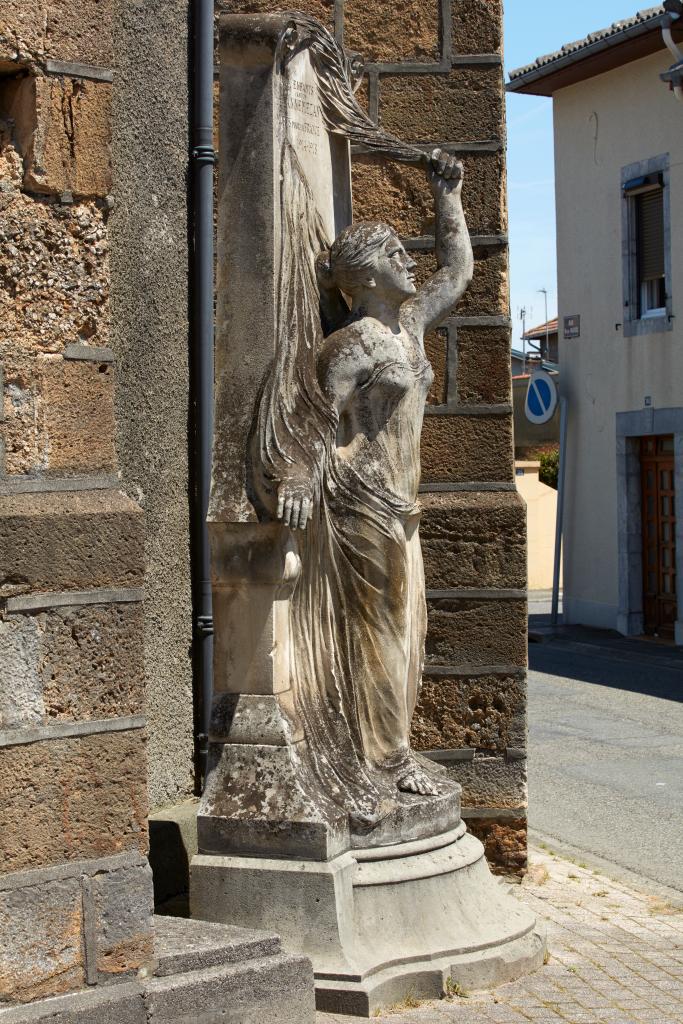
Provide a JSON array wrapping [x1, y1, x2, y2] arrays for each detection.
[[525, 369, 558, 425]]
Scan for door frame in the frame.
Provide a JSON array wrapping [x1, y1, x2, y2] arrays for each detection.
[[616, 407, 683, 645]]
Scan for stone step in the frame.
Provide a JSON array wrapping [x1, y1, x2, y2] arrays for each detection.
[[145, 942, 314, 1024], [0, 918, 314, 1024], [153, 915, 282, 976]]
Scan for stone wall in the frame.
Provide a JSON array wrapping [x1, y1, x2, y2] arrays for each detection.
[[0, 0, 196, 819], [0, 0, 155, 1004], [109, 0, 195, 812], [214, 0, 525, 875]]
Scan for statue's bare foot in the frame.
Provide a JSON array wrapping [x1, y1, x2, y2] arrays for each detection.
[[398, 767, 439, 797]]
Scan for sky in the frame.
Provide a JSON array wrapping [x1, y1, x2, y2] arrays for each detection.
[[504, 0, 645, 347]]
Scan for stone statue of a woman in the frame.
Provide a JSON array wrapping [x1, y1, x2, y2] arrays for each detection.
[[195, 19, 545, 1000], [255, 147, 473, 829]]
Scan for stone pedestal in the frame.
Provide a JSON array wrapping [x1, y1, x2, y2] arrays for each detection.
[[192, 827, 545, 1016]]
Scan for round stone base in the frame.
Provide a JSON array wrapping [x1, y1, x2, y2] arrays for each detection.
[[191, 825, 546, 1017]]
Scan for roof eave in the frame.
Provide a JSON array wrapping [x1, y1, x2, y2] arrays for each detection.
[[507, 14, 674, 96]]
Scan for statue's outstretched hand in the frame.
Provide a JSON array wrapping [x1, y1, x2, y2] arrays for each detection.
[[277, 476, 314, 530], [427, 148, 463, 194]]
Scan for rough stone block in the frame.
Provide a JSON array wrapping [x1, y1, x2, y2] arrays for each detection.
[[456, 324, 511, 404], [411, 246, 508, 315], [379, 68, 503, 143], [0, 489, 144, 597], [344, 0, 439, 63], [22, 77, 112, 198], [1, 730, 149, 872], [421, 413, 514, 483], [351, 151, 505, 237], [425, 597, 527, 667], [0, 191, 110, 469], [38, 355, 117, 474], [2, 351, 117, 477], [465, 815, 527, 876], [0, 192, 109, 350], [452, 0, 502, 56], [424, 328, 447, 405], [412, 673, 525, 753], [0, 875, 84, 1002], [419, 490, 526, 590], [351, 156, 435, 238], [461, 245, 508, 315], [92, 860, 155, 979], [40, 603, 144, 722], [460, 151, 506, 235], [0, 615, 43, 728], [448, 754, 526, 808], [0, 0, 115, 67]]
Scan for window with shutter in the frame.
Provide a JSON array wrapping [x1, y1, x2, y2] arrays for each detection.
[[621, 155, 671, 335], [636, 188, 665, 316]]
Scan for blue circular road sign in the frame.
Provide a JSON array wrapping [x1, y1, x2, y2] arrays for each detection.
[[525, 370, 558, 425]]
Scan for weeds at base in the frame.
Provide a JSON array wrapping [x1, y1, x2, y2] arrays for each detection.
[[443, 976, 468, 999], [381, 990, 423, 1014]]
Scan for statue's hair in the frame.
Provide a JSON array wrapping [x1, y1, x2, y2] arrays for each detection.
[[317, 221, 395, 295]]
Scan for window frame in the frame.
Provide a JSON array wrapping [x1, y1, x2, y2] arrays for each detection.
[[621, 154, 673, 338]]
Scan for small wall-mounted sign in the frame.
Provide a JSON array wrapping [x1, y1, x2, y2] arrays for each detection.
[[564, 314, 580, 339]]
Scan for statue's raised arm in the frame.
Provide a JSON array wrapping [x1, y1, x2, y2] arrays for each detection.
[[402, 150, 474, 337]]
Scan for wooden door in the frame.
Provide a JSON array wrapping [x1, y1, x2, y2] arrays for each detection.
[[640, 435, 677, 637]]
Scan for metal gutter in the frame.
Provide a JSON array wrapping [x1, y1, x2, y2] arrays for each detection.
[[191, 0, 215, 790], [661, 2, 683, 100]]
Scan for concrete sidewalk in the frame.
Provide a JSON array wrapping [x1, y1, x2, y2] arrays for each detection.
[[317, 846, 683, 1024]]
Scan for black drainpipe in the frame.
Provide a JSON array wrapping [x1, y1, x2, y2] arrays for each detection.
[[191, 0, 215, 790]]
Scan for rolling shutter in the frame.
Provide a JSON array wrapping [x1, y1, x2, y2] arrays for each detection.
[[637, 188, 664, 282]]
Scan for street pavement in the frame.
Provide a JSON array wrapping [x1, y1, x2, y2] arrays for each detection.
[[316, 846, 683, 1023], [528, 621, 683, 894]]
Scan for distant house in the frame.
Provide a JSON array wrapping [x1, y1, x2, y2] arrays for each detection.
[[508, 5, 683, 643], [524, 318, 559, 365], [511, 318, 558, 375]]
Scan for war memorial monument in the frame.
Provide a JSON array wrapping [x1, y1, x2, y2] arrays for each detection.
[[190, 11, 545, 1016]]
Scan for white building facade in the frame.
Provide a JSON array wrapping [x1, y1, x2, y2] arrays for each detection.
[[508, 7, 683, 643]]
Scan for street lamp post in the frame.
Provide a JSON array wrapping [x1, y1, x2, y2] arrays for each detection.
[[538, 287, 549, 362]]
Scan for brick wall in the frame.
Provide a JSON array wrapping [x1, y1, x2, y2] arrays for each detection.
[[218, 0, 526, 875], [0, 1, 155, 1003]]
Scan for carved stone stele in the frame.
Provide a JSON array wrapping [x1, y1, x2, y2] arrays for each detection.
[[191, 13, 545, 1014]]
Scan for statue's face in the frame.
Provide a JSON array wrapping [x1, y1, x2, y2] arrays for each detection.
[[370, 235, 417, 301]]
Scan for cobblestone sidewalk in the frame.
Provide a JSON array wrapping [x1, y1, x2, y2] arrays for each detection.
[[317, 846, 683, 1024]]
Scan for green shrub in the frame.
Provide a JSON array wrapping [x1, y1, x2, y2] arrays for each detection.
[[539, 448, 559, 490]]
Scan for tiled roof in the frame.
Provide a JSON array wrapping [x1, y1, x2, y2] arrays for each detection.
[[508, 6, 665, 83], [524, 318, 558, 339]]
